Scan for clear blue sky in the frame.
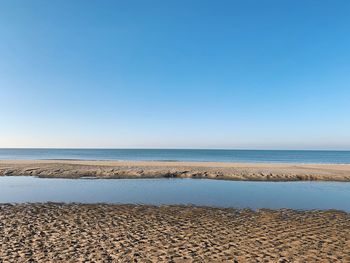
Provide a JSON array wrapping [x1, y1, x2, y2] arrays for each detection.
[[1, 0, 350, 149]]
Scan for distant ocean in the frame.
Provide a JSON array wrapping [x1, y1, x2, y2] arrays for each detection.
[[0, 149, 350, 164]]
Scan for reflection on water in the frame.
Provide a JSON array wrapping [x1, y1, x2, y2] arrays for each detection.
[[0, 177, 349, 211]]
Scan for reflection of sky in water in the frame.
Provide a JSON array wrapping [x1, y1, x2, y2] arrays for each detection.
[[0, 177, 349, 212]]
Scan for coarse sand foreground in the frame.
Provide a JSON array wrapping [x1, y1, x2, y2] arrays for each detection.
[[0, 204, 349, 262], [1, 160, 350, 181]]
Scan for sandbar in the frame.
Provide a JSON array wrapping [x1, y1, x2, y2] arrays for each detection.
[[1, 160, 350, 181]]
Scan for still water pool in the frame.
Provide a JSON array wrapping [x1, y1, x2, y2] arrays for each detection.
[[0, 177, 349, 211]]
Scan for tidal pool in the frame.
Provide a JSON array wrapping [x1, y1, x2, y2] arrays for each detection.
[[0, 177, 349, 211]]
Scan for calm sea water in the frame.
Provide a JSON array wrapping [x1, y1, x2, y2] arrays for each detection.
[[0, 177, 349, 211], [1, 149, 350, 163]]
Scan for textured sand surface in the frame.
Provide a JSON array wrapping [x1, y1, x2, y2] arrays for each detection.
[[0, 204, 349, 262], [1, 160, 350, 181]]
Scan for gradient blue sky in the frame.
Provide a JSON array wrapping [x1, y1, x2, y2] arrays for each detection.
[[1, 0, 350, 149]]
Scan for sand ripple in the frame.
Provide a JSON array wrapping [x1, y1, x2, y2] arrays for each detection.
[[0, 204, 349, 262]]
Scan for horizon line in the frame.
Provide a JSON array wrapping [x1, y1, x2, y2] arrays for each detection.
[[0, 147, 350, 151]]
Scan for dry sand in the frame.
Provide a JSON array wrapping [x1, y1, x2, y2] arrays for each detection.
[[0, 204, 349, 262], [1, 160, 350, 181]]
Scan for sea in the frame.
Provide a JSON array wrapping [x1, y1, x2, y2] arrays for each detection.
[[0, 148, 350, 163]]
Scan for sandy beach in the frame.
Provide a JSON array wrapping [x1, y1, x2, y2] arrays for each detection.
[[1, 163, 350, 262], [1, 160, 350, 181], [0, 203, 348, 262]]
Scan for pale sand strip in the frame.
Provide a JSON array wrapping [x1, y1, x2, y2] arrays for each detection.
[[0, 204, 349, 262], [1, 160, 350, 181]]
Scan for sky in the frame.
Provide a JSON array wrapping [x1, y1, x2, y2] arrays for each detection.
[[0, 0, 350, 150]]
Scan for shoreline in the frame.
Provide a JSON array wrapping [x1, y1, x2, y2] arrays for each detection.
[[1, 160, 350, 181], [1, 203, 349, 262]]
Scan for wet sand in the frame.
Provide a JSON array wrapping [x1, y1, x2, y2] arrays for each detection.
[[1, 160, 350, 181], [0, 204, 349, 262]]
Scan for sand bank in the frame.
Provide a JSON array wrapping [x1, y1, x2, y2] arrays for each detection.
[[0, 204, 349, 262], [1, 160, 350, 181]]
